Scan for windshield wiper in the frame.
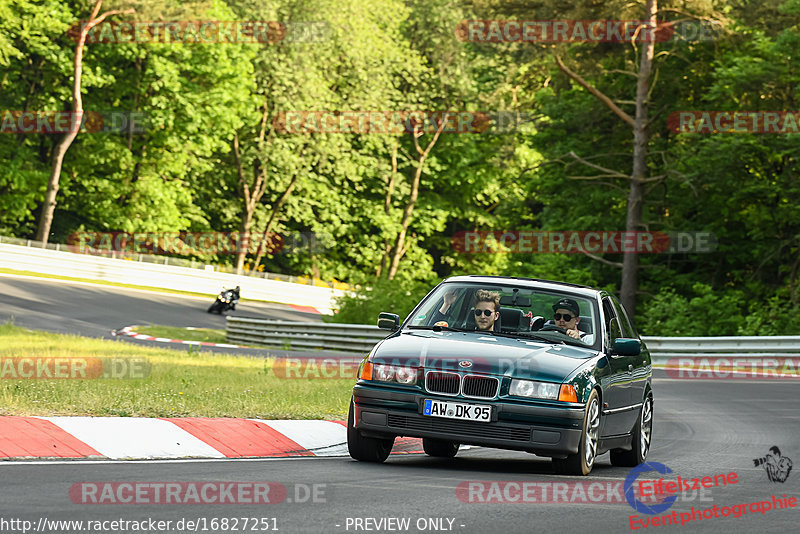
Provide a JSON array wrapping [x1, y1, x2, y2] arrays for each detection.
[[463, 330, 561, 344], [406, 325, 466, 332], [519, 331, 594, 348], [512, 331, 565, 344]]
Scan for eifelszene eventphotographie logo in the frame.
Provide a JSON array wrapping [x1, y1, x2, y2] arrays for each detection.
[[753, 446, 793, 483]]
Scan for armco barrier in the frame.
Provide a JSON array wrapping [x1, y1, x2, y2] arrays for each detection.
[[643, 336, 800, 365], [225, 318, 800, 361], [0, 241, 342, 314], [226, 317, 387, 353]]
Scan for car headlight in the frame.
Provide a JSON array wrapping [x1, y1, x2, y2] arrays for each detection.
[[365, 363, 418, 385], [373, 364, 395, 382], [394, 366, 417, 384], [509, 379, 560, 400]]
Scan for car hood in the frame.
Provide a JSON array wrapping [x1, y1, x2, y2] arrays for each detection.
[[372, 330, 595, 383]]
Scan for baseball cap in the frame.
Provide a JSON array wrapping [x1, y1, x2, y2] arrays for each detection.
[[552, 298, 580, 316]]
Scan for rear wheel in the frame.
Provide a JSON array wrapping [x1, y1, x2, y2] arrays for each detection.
[[422, 438, 459, 458], [552, 389, 600, 476], [347, 399, 394, 463], [610, 394, 652, 467]]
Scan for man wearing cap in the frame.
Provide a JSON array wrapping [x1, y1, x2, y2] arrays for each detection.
[[552, 298, 592, 343]]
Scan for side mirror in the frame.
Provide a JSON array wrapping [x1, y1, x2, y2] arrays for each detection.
[[611, 338, 641, 356], [377, 312, 400, 331]]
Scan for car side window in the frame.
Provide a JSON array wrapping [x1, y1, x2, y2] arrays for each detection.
[[611, 296, 637, 338], [602, 298, 622, 344], [426, 289, 468, 326]]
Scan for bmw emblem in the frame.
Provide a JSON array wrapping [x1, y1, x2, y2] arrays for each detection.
[[459, 360, 473, 368]]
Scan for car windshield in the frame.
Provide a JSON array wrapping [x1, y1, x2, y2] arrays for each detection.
[[406, 282, 600, 349]]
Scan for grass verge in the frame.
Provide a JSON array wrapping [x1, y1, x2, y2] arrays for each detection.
[[134, 325, 228, 344], [0, 323, 352, 419]]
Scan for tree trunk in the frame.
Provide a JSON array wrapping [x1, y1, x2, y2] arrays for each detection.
[[377, 139, 398, 278], [233, 104, 272, 273], [386, 117, 448, 279], [252, 174, 299, 268], [620, 0, 657, 318], [553, 1, 657, 321], [237, 215, 252, 271], [386, 160, 422, 280], [35, 1, 132, 245], [232, 133, 267, 273]]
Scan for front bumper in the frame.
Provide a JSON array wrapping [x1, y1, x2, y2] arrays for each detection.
[[353, 384, 585, 457]]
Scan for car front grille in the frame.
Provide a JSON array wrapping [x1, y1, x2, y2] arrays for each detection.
[[425, 371, 460, 395], [462, 375, 499, 399], [425, 371, 499, 399], [387, 414, 531, 442]]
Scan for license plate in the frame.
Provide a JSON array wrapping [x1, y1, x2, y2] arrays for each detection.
[[423, 399, 491, 422]]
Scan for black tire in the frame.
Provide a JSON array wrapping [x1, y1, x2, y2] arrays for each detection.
[[207, 303, 219, 313], [552, 388, 600, 476], [347, 399, 394, 463], [422, 438, 459, 458], [610, 394, 653, 467]]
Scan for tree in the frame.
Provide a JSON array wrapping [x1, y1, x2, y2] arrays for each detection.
[[551, 0, 657, 316], [35, 0, 133, 245]]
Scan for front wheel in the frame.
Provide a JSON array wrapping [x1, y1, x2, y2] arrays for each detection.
[[422, 438, 459, 458], [610, 394, 653, 467], [552, 388, 600, 476], [347, 399, 394, 463]]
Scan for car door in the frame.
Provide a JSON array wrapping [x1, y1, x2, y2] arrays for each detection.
[[599, 297, 636, 436], [612, 295, 648, 406]]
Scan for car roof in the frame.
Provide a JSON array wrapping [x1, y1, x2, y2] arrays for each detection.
[[441, 275, 602, 299]]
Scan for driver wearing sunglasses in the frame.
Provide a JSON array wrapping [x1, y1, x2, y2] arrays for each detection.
[[473, 289, 500, 331], [552, 298, 587, 341]]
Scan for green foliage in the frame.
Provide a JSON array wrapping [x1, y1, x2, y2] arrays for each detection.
[[638, 284, 747, 336], [2, 0, 799, 333], [639, 284, 800, 336], [328, 277, 437, 325]]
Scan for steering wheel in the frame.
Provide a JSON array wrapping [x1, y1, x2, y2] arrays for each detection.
[[539, 324, 568, 335]]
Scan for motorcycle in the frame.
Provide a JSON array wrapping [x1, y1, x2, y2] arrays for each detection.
[[207, 286, 240, 314]]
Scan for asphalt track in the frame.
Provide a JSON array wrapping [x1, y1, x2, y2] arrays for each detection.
[[0, 274, 324, 357], [1, 274, 799, 533]]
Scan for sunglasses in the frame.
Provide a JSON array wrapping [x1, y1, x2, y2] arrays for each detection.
[[474, 309, 495, 317], [554, 313, 575, 322]]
